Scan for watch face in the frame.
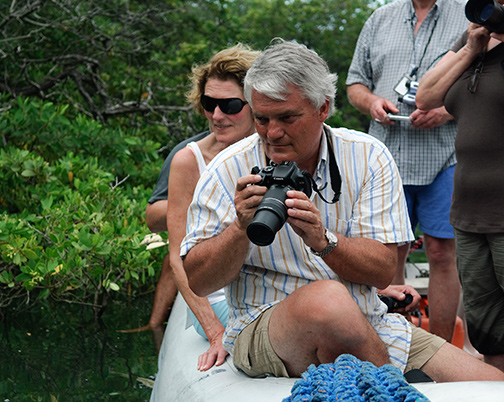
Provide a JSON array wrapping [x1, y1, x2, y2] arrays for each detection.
[[326, 230, 338, 245], [310, 230, 337, 257]]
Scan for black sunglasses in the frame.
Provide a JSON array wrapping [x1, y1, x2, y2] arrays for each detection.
[[200, 94, 248, 115]]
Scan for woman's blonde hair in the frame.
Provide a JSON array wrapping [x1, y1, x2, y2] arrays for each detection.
[[186, 43, 260, 115]]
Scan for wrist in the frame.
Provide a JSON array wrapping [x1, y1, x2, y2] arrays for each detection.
[[310, 229, 338, 258]]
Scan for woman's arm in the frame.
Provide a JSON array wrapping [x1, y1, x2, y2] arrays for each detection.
[[416, 24, 491, 110], [167, 147, 228, 371]]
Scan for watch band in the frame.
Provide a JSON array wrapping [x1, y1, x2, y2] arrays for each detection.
[[310, 229, 338, 257]]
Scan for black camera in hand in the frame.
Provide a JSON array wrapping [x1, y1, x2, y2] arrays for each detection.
[[466, 0, 504, 33], [379, 293, 413, 313], [247, 161, 312, 246]]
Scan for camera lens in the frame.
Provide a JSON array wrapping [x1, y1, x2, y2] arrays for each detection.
[[466, 0, 504, 33], [247, 185, 290, 246]]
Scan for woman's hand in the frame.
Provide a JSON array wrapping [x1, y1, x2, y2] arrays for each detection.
[[197, 328, 229, 371], [466, 23, 491, 55]]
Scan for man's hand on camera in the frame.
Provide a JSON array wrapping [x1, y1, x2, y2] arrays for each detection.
[[285, 189, 326, 250], [378, 284, 421, 313], [234, 174, 267, 231]]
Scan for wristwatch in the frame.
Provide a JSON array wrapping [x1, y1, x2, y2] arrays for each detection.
[[310, 229, 338, 257]]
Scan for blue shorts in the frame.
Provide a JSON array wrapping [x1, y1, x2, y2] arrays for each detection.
[[188, 299, 228, 340], [403, 165, 455, 239]]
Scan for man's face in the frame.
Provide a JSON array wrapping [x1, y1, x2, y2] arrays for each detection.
[[251, 85, 329, 174]]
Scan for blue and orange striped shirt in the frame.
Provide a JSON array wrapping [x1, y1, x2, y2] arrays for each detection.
[[181, 126, 415, 371]]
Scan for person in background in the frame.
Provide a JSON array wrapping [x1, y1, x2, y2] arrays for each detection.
[[167, 44, 259, 371], [415, 13, 504, 372], [180, 39, 504, 381], [146, 131, 209, 332], [346, 0, 468, 343]]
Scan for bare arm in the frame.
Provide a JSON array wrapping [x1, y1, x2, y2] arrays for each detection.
[[184, 173, 267, 297], [145, 200, 168, 233], [416, 24, 491, 110], [168, 148, 228, 370], [285, 190, 396, 289], [347, 81, 452, 129], [347, 83, 399, 124]]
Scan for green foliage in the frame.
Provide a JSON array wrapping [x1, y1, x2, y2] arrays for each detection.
[[0, 98, 167, 312], [0, 0, 382, 314]]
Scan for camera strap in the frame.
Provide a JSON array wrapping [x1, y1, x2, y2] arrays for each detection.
[[263, 127, 341, 204], [315, 127, 341, 204]]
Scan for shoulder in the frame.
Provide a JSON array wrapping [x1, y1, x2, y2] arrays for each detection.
[[370, 0, 409, 19], [164, 131, 210, 164], [327, 125, 388, 150], [326, 126, 396, 171], [170, 144, 200, 178], [438, 0, 467, 11], [206, 134, 261, 173], [359, 0, 410, 36]]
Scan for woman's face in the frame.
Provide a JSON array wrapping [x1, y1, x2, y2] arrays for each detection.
[[202, 78, 256, 146]]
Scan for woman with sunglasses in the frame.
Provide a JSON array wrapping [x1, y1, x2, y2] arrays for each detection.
[[166, 44, 259, 371], [416, 13, 504, 372]]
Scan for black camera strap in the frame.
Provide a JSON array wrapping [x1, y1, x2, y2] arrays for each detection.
[[315, 127, 341, 204], [263, 127, 341, 204]]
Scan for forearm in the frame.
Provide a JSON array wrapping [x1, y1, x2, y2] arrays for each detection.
[[347, 83, 399, 120], [322, 236, 396, 289], [145, 201, 168, 233], [171, 257, 225, 340], [417, 47, 481, 110], [347, 83, 380, 115], [184, 220, 250, 297]]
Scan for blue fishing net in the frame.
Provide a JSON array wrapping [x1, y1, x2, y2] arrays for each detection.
[[283, 354, 430, 402]]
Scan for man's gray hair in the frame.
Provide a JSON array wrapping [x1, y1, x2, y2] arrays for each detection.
[[244, 39, 337, 117]]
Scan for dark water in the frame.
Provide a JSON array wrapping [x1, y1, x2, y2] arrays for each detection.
[[0, 294, 160, 401]]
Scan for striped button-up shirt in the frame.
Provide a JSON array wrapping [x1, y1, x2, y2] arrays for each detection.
[[346, 0, 468, 186], [181, 127, 415, 371]]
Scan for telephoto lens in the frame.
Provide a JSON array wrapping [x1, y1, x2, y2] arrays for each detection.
[[466, 0, 504, 33]]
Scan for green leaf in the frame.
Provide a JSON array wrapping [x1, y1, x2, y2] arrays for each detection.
[[23, 249, 39, 260], [40, 196, 54, 211], [78, 229, 93, 249], [21, 169, 36, 177]]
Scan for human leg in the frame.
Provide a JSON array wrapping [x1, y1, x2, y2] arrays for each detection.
[[456, 229, 504, 372], [416, 166, 460, 341], [421, 341, 504, 381], [268, 280, 390, 377], [423, 234, 460, 341], [395, 186, 418, 285], [407, 326, 504, 381], [149, 252, 178, 327], [393, 243, 409, 285]]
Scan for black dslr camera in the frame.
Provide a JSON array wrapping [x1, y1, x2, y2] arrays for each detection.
[[247, 161, 312, 246]]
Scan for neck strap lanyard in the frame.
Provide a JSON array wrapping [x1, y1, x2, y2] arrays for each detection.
[[409, 8, 439, 79]]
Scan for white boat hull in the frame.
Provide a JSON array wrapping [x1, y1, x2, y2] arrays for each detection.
[[150, 294, 504, 401]]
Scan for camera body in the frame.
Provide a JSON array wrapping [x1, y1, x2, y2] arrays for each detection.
[[466, 0, 504, 33], [247, 161, 312, 246]]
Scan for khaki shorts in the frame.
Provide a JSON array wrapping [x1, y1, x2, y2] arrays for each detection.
[[404, 325, 446, 372], [233, 305, 446, 377]]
